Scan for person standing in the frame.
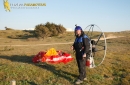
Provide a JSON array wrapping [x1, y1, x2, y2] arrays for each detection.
[[71, 25, 90, 84]]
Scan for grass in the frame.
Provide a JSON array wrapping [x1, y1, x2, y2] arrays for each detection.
[[0, 30, 130, 85]]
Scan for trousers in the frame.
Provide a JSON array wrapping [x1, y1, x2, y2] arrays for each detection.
[[76, 51, 87, 80]]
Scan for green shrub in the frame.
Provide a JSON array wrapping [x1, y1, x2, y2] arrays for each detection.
[[121, 78, 130, 85], [35, 22, 66, 38], [5, 27, 14, 30], [35, 24, 51, 38]]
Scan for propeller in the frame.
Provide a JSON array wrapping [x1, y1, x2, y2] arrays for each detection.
[[84, 24, 107, 68]]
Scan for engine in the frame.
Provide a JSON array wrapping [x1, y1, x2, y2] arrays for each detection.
[[91, 40, 97, 52]]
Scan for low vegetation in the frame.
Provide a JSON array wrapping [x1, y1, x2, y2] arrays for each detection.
[[0, 30, 130, 85]]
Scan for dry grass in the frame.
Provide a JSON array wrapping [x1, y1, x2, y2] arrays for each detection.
[[0, 30, 130, 85]]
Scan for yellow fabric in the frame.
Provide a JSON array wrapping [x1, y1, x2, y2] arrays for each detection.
[[45, 48, 58, 56]]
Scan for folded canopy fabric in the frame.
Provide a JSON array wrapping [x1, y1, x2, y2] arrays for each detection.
[[32, 48, 73, 64]]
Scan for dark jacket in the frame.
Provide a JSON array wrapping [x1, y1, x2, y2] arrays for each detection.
[[73, 34, 90, 55]]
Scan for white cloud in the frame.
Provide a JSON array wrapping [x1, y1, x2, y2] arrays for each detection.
[[66, 28, 73, 31], [24, 28, 34, 30]]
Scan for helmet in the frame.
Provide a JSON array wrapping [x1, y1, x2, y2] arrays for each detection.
[[75, 26, 82, 31]]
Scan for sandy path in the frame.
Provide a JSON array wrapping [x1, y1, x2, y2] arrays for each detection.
[[0, 36, 124, 47], [0, 42, 74, 47]]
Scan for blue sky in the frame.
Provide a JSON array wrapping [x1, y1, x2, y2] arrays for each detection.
[[0, 0, 130, 32]]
